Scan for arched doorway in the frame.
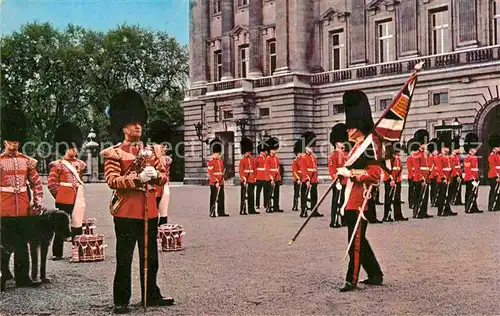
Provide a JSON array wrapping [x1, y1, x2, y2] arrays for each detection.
[[476, 98, 500, 179]]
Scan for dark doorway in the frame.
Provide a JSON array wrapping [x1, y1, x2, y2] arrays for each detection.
[[479, 103, 500, 179], [216, 131, 235, 180]]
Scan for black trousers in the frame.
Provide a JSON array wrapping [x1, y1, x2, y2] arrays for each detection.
[[383, 181, 402, 220], [450, 177, 463, 205], [408, 180, 415, 208], [437, 182, 453, 216], [0, 217, 31, 285], [488, 178, 499, 211], [113, 217, 162, 305], [464, 181, 479, 212], [413, 181, 430, 217], [301, 183, 317, 211], [344, 210, 383, 285], [293, 181, 301, 210], [240, 182, 255, 213], [430, 179, 438, 206], [209, 185, 225, 215], [52, 203, 74, 257], [255, 180, 270, 209], [270, 181, 281, 211], [331, 184, 346, 225], [366, 187, 379, 222]]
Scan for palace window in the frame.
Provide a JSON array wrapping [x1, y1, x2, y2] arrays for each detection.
[[259, 107, 270, 118], [377, 20, 395, 62], [330, 30, 345, 70], [222, 109, 234, 120], [214, 51, 222, 82], [267, 40, 276, 75], [430, 8, 449, 54], [238, 0, 248, 6], [213, 0, 221, 14], [493, 0, 500, 44], [379, 98, 392, 111], [329, 102, 345, 115], [433, 92, 449, 105], [239, 45, 249, 78]]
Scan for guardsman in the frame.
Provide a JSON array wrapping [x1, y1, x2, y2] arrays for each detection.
[[336, 90, 383, 292], [413, 141, 433, 219], [383, 148, 407, 221], [0, 107, 43, 288], [299, 132, 323, 218], [487, 135, 500, 211], [48, 122, 86, 260], [207, 138, 228, 217], [436, 135, 458, 217], [266, 137, 283, 213], [239, 137, 258, 215], [428, 139, 439, 207], [450, 140, 464, 205], [328, 123, 348, 228], [292, 142, 302, 212], [147, 120, 172, 225], [100, 89, 174, 313], [254, 143, 269, 210], [406, 147, 416, 208], [463, 133, 482, 213]]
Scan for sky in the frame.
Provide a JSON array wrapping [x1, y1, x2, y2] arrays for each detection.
[[0, 0, 189, 45]]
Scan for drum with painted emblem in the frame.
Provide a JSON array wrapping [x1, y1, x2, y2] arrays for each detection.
[[82, 218, 96, 235], [71, 234, 107, 262], [157, 224, 185, 251]]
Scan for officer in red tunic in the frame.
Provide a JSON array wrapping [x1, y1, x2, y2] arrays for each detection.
[[0, 107, 43, 288], [329, 123, 348, 228], [207, 138, 228, 217], [291, 141, 302, 212], [299, 132, 323, 218], [463, 133, 483, 213], [436, 135, 458, 217], [412, 139, 434, 219], [47, 122, 86, 260], [337, 90, 383, 292], [266, 137, 283, 213], [406, 143, 419, 209], [450, 140, 464, 205], [100, 89, 174, 313], [487, 135, 500, 211], [383, 149, 407, 222], [427, 138, 440, 207], [254, 143, 269, 210], [147, 120, 172, 225], [238, 137, 258, 215]]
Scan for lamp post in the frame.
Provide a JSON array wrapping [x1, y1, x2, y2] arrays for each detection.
[[452, 117, 462, 139], [85, 128, 99, 182], [194, 122, 206, 166], [236, 119, 249, 137]]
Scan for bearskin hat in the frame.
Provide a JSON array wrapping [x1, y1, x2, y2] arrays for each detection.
[[147, 120, 171, 144], [406, 137, 421, 154], [1, 107, 26, 143], [210, 138, 222, 153], [301, 131, 317, 148], [54, 122, 83, 154], [451, 137, 461, 152], [329, 123, 348, 147], [109, 89, 148, 130], [266, 137, 279, 151], [488, 134, 500, 149], [427, 138, 440, 153], [293, 140, 303, 154], [464, 133, 479, 153], [343, 90, 374, 136], [438, 133, 452, 150], [414, 129, 430, 144], [240, 137, 253, 154]]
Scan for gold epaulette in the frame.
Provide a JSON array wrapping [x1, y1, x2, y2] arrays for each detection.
[[100, 143, 122, 160]]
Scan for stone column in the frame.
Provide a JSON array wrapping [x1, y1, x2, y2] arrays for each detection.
[[189, 0, 209, 86], [288, 0, 313, 73], [350, 0, 367, 64], [221, 0, 234, 80], [248, 0, 263, 78], [274, 0, 290, 74]]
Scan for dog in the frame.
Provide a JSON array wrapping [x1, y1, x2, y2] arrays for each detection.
[[1, 208, 70, 291]]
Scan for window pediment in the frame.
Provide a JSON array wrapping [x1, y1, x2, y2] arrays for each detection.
[[319, 7, 350, 24], [366, 0, 400, 13]]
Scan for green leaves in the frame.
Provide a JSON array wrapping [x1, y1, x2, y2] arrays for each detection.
[[1, 22, 187, 153]]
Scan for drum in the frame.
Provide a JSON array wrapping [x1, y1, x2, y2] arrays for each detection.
[[157, 224, 185, 251], [82, 218, 96, 235], [71, 234, 107, 262]]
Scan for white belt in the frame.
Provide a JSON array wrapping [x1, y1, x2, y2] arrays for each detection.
[[257, 168, 266, 171], [0, 186, 27, 193], [60, 182, 79, 188], [392, 167, 401, 170], [297, 171, 302, 173], [454, 166, 461, 169], [243, 170, 254, 173], [443, 168, 451, 171], [269, 169, 278, 172], [307, 168, 317, 172], [420, 167, 429, 170], [495, 166, 500, 169], [214, 172, 223, 175], [471, 168, 479, 171]]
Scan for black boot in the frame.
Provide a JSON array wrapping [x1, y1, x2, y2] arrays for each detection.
[[339, 282, 357, 292], [71, 227, 83, 241], [300, 209, 307, 218]]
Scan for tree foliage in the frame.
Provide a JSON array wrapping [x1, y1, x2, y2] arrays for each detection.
[[1, 22, 188, 153]]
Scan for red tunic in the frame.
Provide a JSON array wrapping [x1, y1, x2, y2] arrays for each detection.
[[463, 155, 479, 182], [292, 157, 301, 182], [383, 154, 402, 183], [47, 158, 86, 205], [436, 154, 452, 183], [155, 147, 171, 199], [267, 155, 281, 182], [407, 155, 415, 181], [413, 152, 431, 182], [207, 157, 224, 185], [450, 154, 461, 178], [429, 155, 439, 180], [254, 153, 269, 181], [100, 142, 167, 219], [239, 156, 256, 183], [328, 150, 348, 185], [487, 153, 500, 179], [300, 153, 318, 183], [0, 152, 44, 217]]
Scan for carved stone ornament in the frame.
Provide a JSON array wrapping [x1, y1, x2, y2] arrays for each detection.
[[319, 7, 351, 24], [366, 0, 400, 13]]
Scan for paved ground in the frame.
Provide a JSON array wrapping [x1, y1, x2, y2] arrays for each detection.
[[1, 183, 499, 315]]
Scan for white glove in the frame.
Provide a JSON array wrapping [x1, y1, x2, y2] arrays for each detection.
[[336, 167, 351, 178], [335, 182, 342, 191], [144, 166, 158, 179], [472, 181, 479, 187], [138, 170, 152, 183]]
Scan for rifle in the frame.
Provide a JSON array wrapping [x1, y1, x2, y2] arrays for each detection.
[[491, 181, 500, 210], [387, 184, 396, 220], [465, 181, 479, 213], [452, 177, 462, 204], [240, 181, 248, 215], [413, 181, 428, 218], [267, 180, 275, 213], [333, 179, 343, 227]]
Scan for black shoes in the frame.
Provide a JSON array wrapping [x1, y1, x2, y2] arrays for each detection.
[[299, 211, 307, 218], [382, 218, 394, 222], [395, 217, 409, 221], [311, 211, 324, 217], [360, 275, 383, 285], [218, 213, 230, 217], [113, 305, 130, 314], [329, 222, 342, 228], [249, 211, 260, 214], [369, 219, 383, 224], [145, 297, 175, 307], [16, 280, 42, 288], [339, 282, 357, 292], [52, 256, 63, 261], [274, 209, 284, 213]]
